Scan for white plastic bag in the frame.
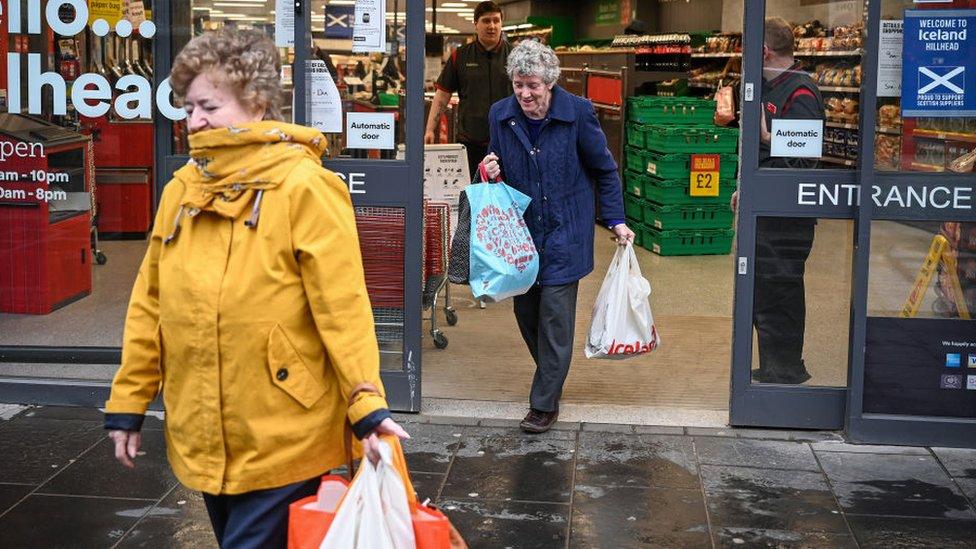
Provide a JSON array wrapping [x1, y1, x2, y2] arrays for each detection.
[[321, 441, 417, 549], [585, 242, 660, 359]]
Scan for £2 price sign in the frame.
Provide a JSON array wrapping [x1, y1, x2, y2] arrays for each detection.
[[689, 154, 720, 197]]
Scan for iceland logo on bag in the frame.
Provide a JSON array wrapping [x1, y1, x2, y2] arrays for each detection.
[[474, 203, 536, 272]]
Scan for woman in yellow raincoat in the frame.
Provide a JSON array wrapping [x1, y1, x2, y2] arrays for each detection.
[[104, 29, 408, 548]]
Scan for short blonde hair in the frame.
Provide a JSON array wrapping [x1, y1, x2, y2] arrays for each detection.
[[169, 29, 283, 120]]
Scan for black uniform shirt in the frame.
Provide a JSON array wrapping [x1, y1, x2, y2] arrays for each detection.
[[436, 39, 513, 144], [760, 62, 825, 169]]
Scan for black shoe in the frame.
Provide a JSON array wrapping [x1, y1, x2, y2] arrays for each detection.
[[752, 368, 812, 385], [520, 409, 558, 434]]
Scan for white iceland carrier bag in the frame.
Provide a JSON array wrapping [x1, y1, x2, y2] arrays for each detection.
[[320, 440, 416, 549], [585, 242, 660, 359]]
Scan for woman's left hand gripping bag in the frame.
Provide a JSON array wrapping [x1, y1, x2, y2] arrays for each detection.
[[320, 441, 416, 549], [466, 181, 539, 302]]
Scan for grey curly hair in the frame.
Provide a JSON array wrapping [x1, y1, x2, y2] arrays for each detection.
[[506, 39, 560, 85], [169, 29, 283, 121]]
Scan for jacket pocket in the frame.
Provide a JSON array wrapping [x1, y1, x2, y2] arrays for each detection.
[[267, 325, 327, 408]]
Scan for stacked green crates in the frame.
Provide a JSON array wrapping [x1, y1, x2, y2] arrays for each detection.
[[623, 96, 740, 256]]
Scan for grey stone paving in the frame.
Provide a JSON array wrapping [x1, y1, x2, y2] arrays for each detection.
[[0, 406, 974, 548]]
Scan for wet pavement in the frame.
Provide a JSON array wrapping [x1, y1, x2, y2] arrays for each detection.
[[0, 406, 973, 548]]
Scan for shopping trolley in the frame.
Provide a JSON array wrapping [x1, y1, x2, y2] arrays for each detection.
[[423, 202, 457, 349], [355, 206, 407, 360]]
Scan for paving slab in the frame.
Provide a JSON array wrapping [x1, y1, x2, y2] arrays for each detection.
[[409, 472, 445, 502], [846, 515, 976, 549], [731, 428, 795, 441], [818, 452, 975, 520], [19, 405, 106, 422], [695, 437, 821, 472], [400, 422, 462, 474], [570, 485, 710, 548], [441, 434, 576, 503], [700, 465, 849, 535], [40, 430, 177, 500], [713, 527, 858, 548], [436, 499, 569, 549], [115, 485, 216, 549], [686, 426, 736, 437], [0, 494, 148, 548], [580, 422, 636, 434], [0, 484, 32, 516], [810, 441, 929, 455], [574, 432, 699, 489], [0, 417, 105, 484], [932, 447, 976, 479], [633, 425, 685, 436]]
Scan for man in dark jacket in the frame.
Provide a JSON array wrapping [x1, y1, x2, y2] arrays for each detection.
[[482, 40, 635, 433], [752, 17, 825, 384], [425, 1, 512, 179]]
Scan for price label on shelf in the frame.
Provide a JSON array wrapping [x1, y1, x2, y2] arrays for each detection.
[[689, 154, 720, 197]]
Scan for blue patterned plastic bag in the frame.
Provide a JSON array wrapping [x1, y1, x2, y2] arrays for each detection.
[[466, 181, 539, 302]]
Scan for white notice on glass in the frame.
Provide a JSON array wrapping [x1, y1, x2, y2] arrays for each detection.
[[306, 61, 343, 134], [275, 0, 295, 47], [877, 20, 903, 97], [352, 0, 386, 53], [770, 119, 823, 158], [347, 112, 395, 149]]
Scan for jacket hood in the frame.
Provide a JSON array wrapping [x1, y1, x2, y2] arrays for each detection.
[[173, 121, 328, 220], [162, 122, 327, 243]]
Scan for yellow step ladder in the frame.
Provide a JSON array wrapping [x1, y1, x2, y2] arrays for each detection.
[[901, 235, 971, 319]]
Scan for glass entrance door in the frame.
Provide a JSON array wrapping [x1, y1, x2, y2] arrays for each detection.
[[730, 0, 865, 429], [848, 0, 976, 447]]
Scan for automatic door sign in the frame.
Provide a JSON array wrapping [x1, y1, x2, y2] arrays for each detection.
[[902, 10, 976, 117]]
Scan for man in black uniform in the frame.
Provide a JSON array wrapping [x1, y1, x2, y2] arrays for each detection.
[[424, 1, 512, 179], [752, 17, 825, 384]]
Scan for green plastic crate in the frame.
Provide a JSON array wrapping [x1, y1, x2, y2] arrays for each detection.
[[624, 194, 644, 222], [642, 176, 737, 205], [625, 146, 650, 173], [624, 170, 648, 198], [645, 152, 739, 180], [642, 125, 739, 154], [627, 123, 650, 149], [633, 227, 643, 248], [627, 96, 716, 125], [641, 201, 735, 230], [640, 226, 735, 256]]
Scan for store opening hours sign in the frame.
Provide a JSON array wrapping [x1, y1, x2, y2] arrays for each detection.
[[689, 154, 720, 197], [902, 9, 976, 117]]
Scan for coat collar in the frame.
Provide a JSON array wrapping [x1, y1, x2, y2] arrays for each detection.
[[498, 84, 575, 124]]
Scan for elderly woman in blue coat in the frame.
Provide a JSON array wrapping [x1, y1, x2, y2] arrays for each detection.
[[482, 40, 635, 433]]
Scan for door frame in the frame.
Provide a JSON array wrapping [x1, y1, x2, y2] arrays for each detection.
[[729, 0, 858, 429], [845, 0, 976, 447]]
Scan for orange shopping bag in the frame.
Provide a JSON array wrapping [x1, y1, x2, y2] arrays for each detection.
[[288, 436, 466, 549]]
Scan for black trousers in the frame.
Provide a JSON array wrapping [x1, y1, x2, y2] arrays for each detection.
[[513, 281, 579, 412], [753, 218, 816, 383], [203, 476, 320, 549], [460, 140, 488, 182]]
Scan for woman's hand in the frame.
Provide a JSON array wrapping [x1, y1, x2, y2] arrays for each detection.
[[481, 153, 501, 181], [362, 418, 410, 464], [108, 430, 142, 469], [612, 223, 636, 245]]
